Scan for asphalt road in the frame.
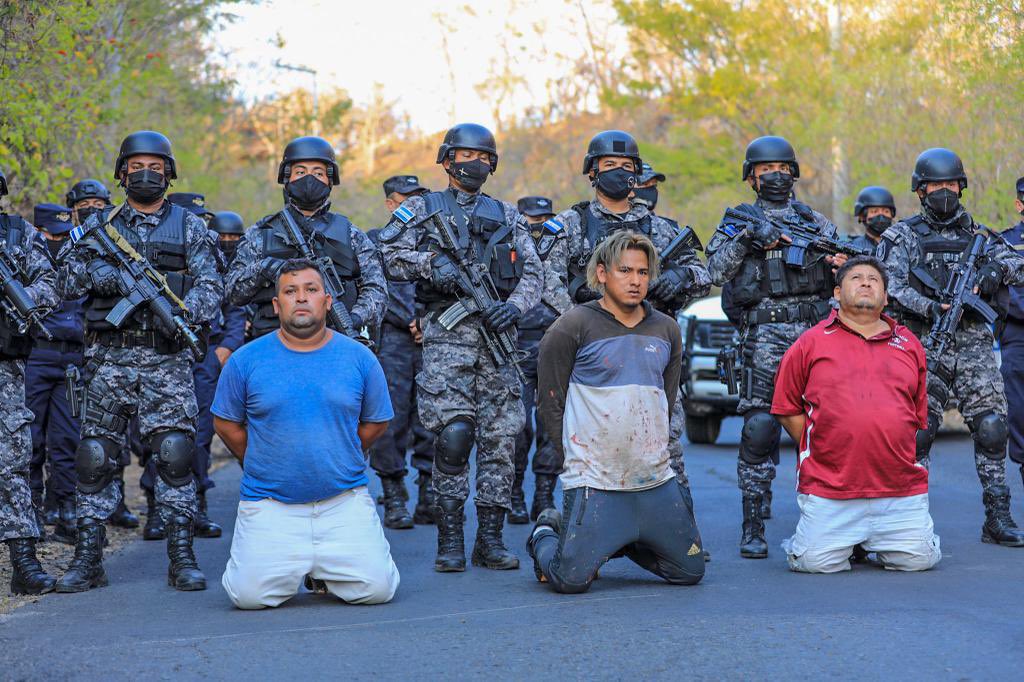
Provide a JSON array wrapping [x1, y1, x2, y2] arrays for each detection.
[[3, 421, 1023, 680]]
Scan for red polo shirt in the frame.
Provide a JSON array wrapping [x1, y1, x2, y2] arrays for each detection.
[[771, 309, 929, 499]]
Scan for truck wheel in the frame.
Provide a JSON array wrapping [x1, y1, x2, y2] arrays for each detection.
[[685, 414, 722, 445]]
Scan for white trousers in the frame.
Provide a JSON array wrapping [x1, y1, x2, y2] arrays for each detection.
[[782, 493, 942, 574], [222, 486, 400, 609]]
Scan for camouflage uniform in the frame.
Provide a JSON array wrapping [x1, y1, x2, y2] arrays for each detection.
[[379, 188, 543, 508], [58, 203, 222, 522], [706, 197, 838, 499], [551, 200, 711, 483], [0, 216, 59, 542], [878, 208, 1024, 491], [225, 203, 387, 337]]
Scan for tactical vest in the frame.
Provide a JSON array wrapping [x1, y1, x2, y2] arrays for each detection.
[[249, 209, 360, 338], [728, 201, 836, 308], [416, 191, 523, 305], [84, 204, 193, 333], [567, 201, 653, 281], [0, 215, 34, 359]]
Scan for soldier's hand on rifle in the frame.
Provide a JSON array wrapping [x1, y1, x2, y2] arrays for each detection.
[[975, 262, 1006, 297], [429, 254, 460, 293], [648, 267, 692, 303], [574, 286, 602, 304], [482, 302, 522, 333], [929, 302, 951, 319], [750, 221, 791, 250], [827, 253, 849, 271], [87, 261, 122, 296], [259, 257, 286, 284], [349, 312, 364, 332]]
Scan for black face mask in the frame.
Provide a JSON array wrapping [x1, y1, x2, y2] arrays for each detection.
[[448, 159, 491, 192], [75, 206, 103, 225], [632, 186, 659, 210], [285, 174, 332, 211], [756, 171, 795, 202], [45, 237, 66, 260], [124, 169, 168, 204], [865, 214, 893, 236], [594, 167, 636, 201], [218, 240, 238, 264], [923, 188, 960, 219]]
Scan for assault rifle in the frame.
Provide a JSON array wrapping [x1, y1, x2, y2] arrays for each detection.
[[0, 242, 53, 340], [722, 207, 871, 267], [923, 232, 998, 356], [74, 213, 204, 360], [417, 209, 526, 384], [659, 225, 702, 262], [279, 208, 360, 339]]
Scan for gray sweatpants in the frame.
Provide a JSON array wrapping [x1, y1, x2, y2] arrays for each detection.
[[532, 479, 705, 593]]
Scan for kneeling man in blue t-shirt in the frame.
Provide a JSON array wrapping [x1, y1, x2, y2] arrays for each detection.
[[213, 259, 399, 609]]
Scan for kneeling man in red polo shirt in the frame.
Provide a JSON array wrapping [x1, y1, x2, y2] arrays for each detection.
[[771, 256, 941, 573]]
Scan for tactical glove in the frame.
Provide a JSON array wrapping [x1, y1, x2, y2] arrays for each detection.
[[648, 267, 693, 303], [429, 254, 460, 294], [482, 302, 522, 333], [574, 286, 602, 304], [976, 262, 1006, 297], [749, 221, 783, 249], [259, 257, 286, 284], [88, 261, 122, 297]]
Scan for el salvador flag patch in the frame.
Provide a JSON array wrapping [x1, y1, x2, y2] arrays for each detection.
[[543, 218, 564, 234], [69, 225, 87, 244], [720, 223, 739, 237], [393, 205, 415, 224]]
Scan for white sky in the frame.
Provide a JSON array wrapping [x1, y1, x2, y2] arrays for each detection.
[[212, 0, 625, 132]]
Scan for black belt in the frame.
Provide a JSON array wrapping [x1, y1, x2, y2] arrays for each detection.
[[33, 339, 84, 354], [88, 329, 163, 349], [746, 301, 831, 326]]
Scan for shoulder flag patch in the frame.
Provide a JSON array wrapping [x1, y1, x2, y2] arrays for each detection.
[[392, 205, 415, 224], [543, 218, 564, 234], [719, 223, 740, 238], [69, 225, 87, 244]]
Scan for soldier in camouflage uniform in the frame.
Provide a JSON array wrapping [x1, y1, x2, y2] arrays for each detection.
[[705, 136, 847, 559], [547, 132, 710, 502], [878, 148, 1024, 547], [55, 131, 223, 592], [0, 168, 61, 595], [378, 123, 542, 572], [849, 186, 896, 253], [509, 195, 568, 524], [225, 136, 387, 341]]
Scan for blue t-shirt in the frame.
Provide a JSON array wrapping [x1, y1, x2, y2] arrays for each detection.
[[211, 331, 394, 504]]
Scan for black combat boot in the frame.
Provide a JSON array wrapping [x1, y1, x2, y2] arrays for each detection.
[[107, 480, 139, 529], [413, 473, 436, 525], [527, 508, 562, 583], [507, 473, 529, 525], [43, 494, 59, 526], [166, 515, 207, 591], [6, 538, 56, 595], [434, 496, 466, 572], [55, 518, 107, 593], [143, 489, 165, 540], [52, 497, 77, 545], [31, 491, 46, 539], [740, 494, 768, 559], [760, 488, 773, 520], [381, 476, 414, 529], [193, 491, 223, 538], [981, 485, 1024, 547], [472, 505, 520, 570], [531, 473, 557, 521]]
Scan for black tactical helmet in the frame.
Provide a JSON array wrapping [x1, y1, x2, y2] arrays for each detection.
[[277, 136, 340, 186], [853, 186, 896, 217], [113, 130, 177, 180], [582, 130, 642, 175], [435, 123, 498, 172], [911, 148, 967, 192], [742, 136, 800, 180], [65, 178, 112, 208], [210, 210, 245, 236], [0, 167, 6, 196]]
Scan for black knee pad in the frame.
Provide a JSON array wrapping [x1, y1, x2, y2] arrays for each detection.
[[76, 437, 119, 494], [435, 416, 475, 475], [739, 411, 780, 465], [916, 413, 940, 462], [148, 430, 195, 487], [970, 412, 1008, 460]]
